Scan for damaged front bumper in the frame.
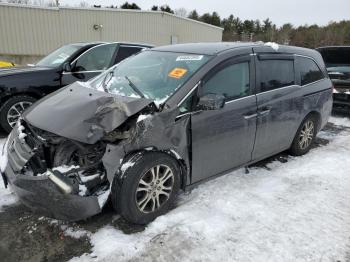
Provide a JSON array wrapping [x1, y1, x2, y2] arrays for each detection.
[[0, 126, 106, 221], [1, 165, 102, 221]]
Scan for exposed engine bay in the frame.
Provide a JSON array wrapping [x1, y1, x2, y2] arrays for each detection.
[[16, 120, 109, 201]]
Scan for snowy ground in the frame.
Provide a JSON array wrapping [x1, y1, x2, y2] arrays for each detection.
[[0, 136, 17, 212], [1, 116, 350, 261]]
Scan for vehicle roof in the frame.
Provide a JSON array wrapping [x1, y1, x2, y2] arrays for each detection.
[[152, 42, 262, 55], [152, 42, 318, 56], [69, 42, 154, 48]]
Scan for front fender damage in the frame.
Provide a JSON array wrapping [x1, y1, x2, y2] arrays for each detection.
[[102, 108, 191, 187], [3, 83, 191, 221]]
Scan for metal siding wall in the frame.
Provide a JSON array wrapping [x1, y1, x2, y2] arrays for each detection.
[[0, 4, 223, 57]]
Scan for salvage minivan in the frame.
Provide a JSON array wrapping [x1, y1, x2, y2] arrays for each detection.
[[0, 42, 333, 224]]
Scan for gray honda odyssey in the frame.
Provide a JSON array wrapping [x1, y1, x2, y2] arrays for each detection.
[[0, 42, 333, 224]]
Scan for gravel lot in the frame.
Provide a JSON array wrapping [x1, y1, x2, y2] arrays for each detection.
[[0, 116, 350, 262]]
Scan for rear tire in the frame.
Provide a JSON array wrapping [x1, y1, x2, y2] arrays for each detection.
[[0, 95, 36, 133], [112, 152, 181, 225], [289, 114, 318, 156]]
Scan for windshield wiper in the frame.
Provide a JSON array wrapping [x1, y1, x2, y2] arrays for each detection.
[[124, 76, 145, 98], [101, 70, 113, 93]]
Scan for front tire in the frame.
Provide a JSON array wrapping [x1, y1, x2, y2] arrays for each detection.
[[289, 114, 317, 156], [0, 95, 36, 133], [112, 152, 181, 225]]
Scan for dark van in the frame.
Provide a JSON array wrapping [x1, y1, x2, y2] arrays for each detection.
[[1, 42, 332, 224]]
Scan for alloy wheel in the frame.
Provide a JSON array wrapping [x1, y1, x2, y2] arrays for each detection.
[[135, 164, 174, 213], [299, 120, 314, 150], [7, 101, 32, 127]]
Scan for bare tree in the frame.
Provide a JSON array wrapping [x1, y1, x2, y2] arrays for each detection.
[[79, 1, 89, 8], [175, 7, 187, 18]]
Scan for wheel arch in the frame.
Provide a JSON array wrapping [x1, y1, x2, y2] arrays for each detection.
[[117, 148, 188, 190], [304, 110, 322, 131], [0, 91, 41, 104]]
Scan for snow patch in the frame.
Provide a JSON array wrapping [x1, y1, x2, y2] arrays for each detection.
[[80, 173, 100, 183], [0, 139, 18, 211], [17, 120, 27, 141], [61, 225, 91, 239], [265, 42, 279, 51], [79, 184, 88, 196], [120, 161, 135, 173], [0, 137, 9, 173], [97, 190, 110, 209], [18, 133, 27, 140], [52, 165, 79, 173], [329, 116, 350, 128], [137, 114, 151, 123], [170, 149, 181, 159]]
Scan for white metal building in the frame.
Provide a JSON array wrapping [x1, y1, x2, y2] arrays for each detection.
[[0, 3, 223, 64]]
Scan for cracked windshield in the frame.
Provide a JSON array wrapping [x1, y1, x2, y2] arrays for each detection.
[[91, 51, 210, 102]]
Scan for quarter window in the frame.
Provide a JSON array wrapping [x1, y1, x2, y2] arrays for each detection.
[[259, 60, 295, 92], [73, 44, 117, 72], [298, 57, 324, 85], [179, 95, 193, 113], [115, 46, 143, 64], [202, 62, 250, 100]]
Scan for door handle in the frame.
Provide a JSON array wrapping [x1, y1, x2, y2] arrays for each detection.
[[258, 107, 271, 116], [244, 113, 258, 120]]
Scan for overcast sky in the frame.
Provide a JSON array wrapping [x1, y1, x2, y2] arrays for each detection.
[[59, 0, 350, 27]]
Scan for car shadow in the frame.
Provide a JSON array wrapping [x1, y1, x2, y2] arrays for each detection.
[[0, 126, 7, 138]]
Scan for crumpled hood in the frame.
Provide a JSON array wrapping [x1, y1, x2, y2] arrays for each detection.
[[23, 81, 154, 144], [0, 65, 51, 77]]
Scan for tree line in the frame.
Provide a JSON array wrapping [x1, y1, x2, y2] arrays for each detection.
[[2, 0, 349, 47], [192, 12, 350, 48], [106, 2, 350, 48]]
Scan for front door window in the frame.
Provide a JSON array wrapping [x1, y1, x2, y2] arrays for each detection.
[[202, 62, 250, 101], [72, 44, 117, 72]]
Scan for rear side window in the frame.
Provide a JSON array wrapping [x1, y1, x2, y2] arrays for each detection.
[[202, 62, 250, 100], [298, 57, 324, 85], [115, 46, 142, 64], [259, 60, 295, 92]]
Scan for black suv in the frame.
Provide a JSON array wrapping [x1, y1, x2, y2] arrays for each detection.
[[0, 42, 153, 132], [316, 46, 350, 113]]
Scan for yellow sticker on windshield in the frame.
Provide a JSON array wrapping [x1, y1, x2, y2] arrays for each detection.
[[168, 68, 188, 79]]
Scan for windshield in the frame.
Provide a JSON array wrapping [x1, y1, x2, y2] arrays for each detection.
[[36, 44, 81, 67], [90, 50, 210, 102]]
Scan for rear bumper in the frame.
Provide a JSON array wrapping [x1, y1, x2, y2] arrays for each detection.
[[333, 93, 350, 113], [331, 78, 350, 113]]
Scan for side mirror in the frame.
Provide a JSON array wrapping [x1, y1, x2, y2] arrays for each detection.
[[62, 62, 72, 72], [197, 94, 225, 110]]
